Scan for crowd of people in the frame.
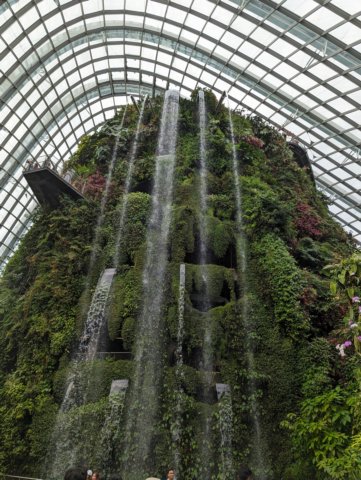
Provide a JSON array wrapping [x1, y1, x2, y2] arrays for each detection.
[[24, 157, 54, 170], [63, 466, 253, 480]]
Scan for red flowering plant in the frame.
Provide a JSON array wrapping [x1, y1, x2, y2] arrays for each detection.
[[324, 253, 361, 357], [83, 170, 106, 200], [241, 135, 265, 149], [294, 201, 323, 238]]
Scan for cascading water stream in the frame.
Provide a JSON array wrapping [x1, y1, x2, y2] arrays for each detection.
[[172, 263, 186, 472], [99, 380, 129, 475], [227, 95, 267, 478], [197, 91, 214, 479], [217, 386, 234, 479], [45, 268, 116, 478], [198, 91, 212, 371], [113, 96, 147, 268], [80, 106, 128, 317], [77, 268, 117, 361], [122, 90, 180, 480], [198, 92, 208, 267], [61, 268, 117, 410]]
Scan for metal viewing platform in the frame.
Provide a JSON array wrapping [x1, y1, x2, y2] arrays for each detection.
[[23, 158, 85, 208]]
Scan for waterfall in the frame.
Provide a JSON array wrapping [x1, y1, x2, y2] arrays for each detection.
[[197, 90, 214, 479], [172, 263, 186, 472], [198, 91, 212, 367], [80, 106, 128, 318], [113, 96, 147, 268], [77, 268, 117, 360], [216, 385, 234, 480], [122, 90, 180, 479], [176, 264, 186, 369], [198, 91, 209, 271], [99, 380, 129, 475], [227, 96, 267, 478], [61, 268, 117, 411], [45, 268, 116, 478]]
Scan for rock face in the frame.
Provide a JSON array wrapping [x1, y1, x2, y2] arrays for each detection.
[[0, 90, 357, 480]]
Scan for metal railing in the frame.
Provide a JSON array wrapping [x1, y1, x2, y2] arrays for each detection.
[[23, 156, 57, 172], [0, 475, 43, 480], [23, 157, 86, 194]]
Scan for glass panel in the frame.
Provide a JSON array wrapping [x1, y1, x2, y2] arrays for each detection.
[[250, 26, 277, 45], [192, 0, 214, 16], [257, 51, 279, 69], [231, 16, 255, 36], [212, 6, 234, 25], [167, 6, 187, 23], [185, 14, 206, 30], [283, 0, 318, 17], [203, 23, 224, 41], [309, 63, 335, 80], [331, 0, 361, 15], [197, 36, 216, 53], [127, 0, 146, 12], [307, 9, 343, 30], [327, 97, 353, 114], [187, 63, 202, 78], [331, 23, 361, 44]]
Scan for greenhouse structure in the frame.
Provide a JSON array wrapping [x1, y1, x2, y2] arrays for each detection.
[[0, 1, 361, 480]]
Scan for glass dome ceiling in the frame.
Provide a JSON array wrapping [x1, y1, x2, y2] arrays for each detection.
[[1, 0, 360, 270]]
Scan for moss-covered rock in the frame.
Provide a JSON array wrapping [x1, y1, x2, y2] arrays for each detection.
[[107, 267, 143, 341]]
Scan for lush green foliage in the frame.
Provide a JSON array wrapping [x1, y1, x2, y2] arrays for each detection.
[[253, 233, 309, 338], [283, 385, 361, 479], [0, 198, 97, 472], [282, 255, 361, 479]]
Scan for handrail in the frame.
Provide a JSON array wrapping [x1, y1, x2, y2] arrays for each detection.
[[23, 156, 56, 172], [23, 157, 86, 194], [0, 475, 43, 480]]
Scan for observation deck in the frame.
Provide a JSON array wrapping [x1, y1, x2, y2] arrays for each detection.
[[23, 158, 85, 209]]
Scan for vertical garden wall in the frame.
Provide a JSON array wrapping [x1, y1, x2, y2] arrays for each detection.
[[0, 90, 360, 480]]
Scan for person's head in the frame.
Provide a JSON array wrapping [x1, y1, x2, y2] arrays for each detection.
[[92, 471, 100, 480], [166, 468, 175, 480], [64, 467, 87, 480], [237, 466, 253, 480]]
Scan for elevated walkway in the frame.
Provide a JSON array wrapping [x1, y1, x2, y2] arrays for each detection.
[[23, 158, 85, 208]]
